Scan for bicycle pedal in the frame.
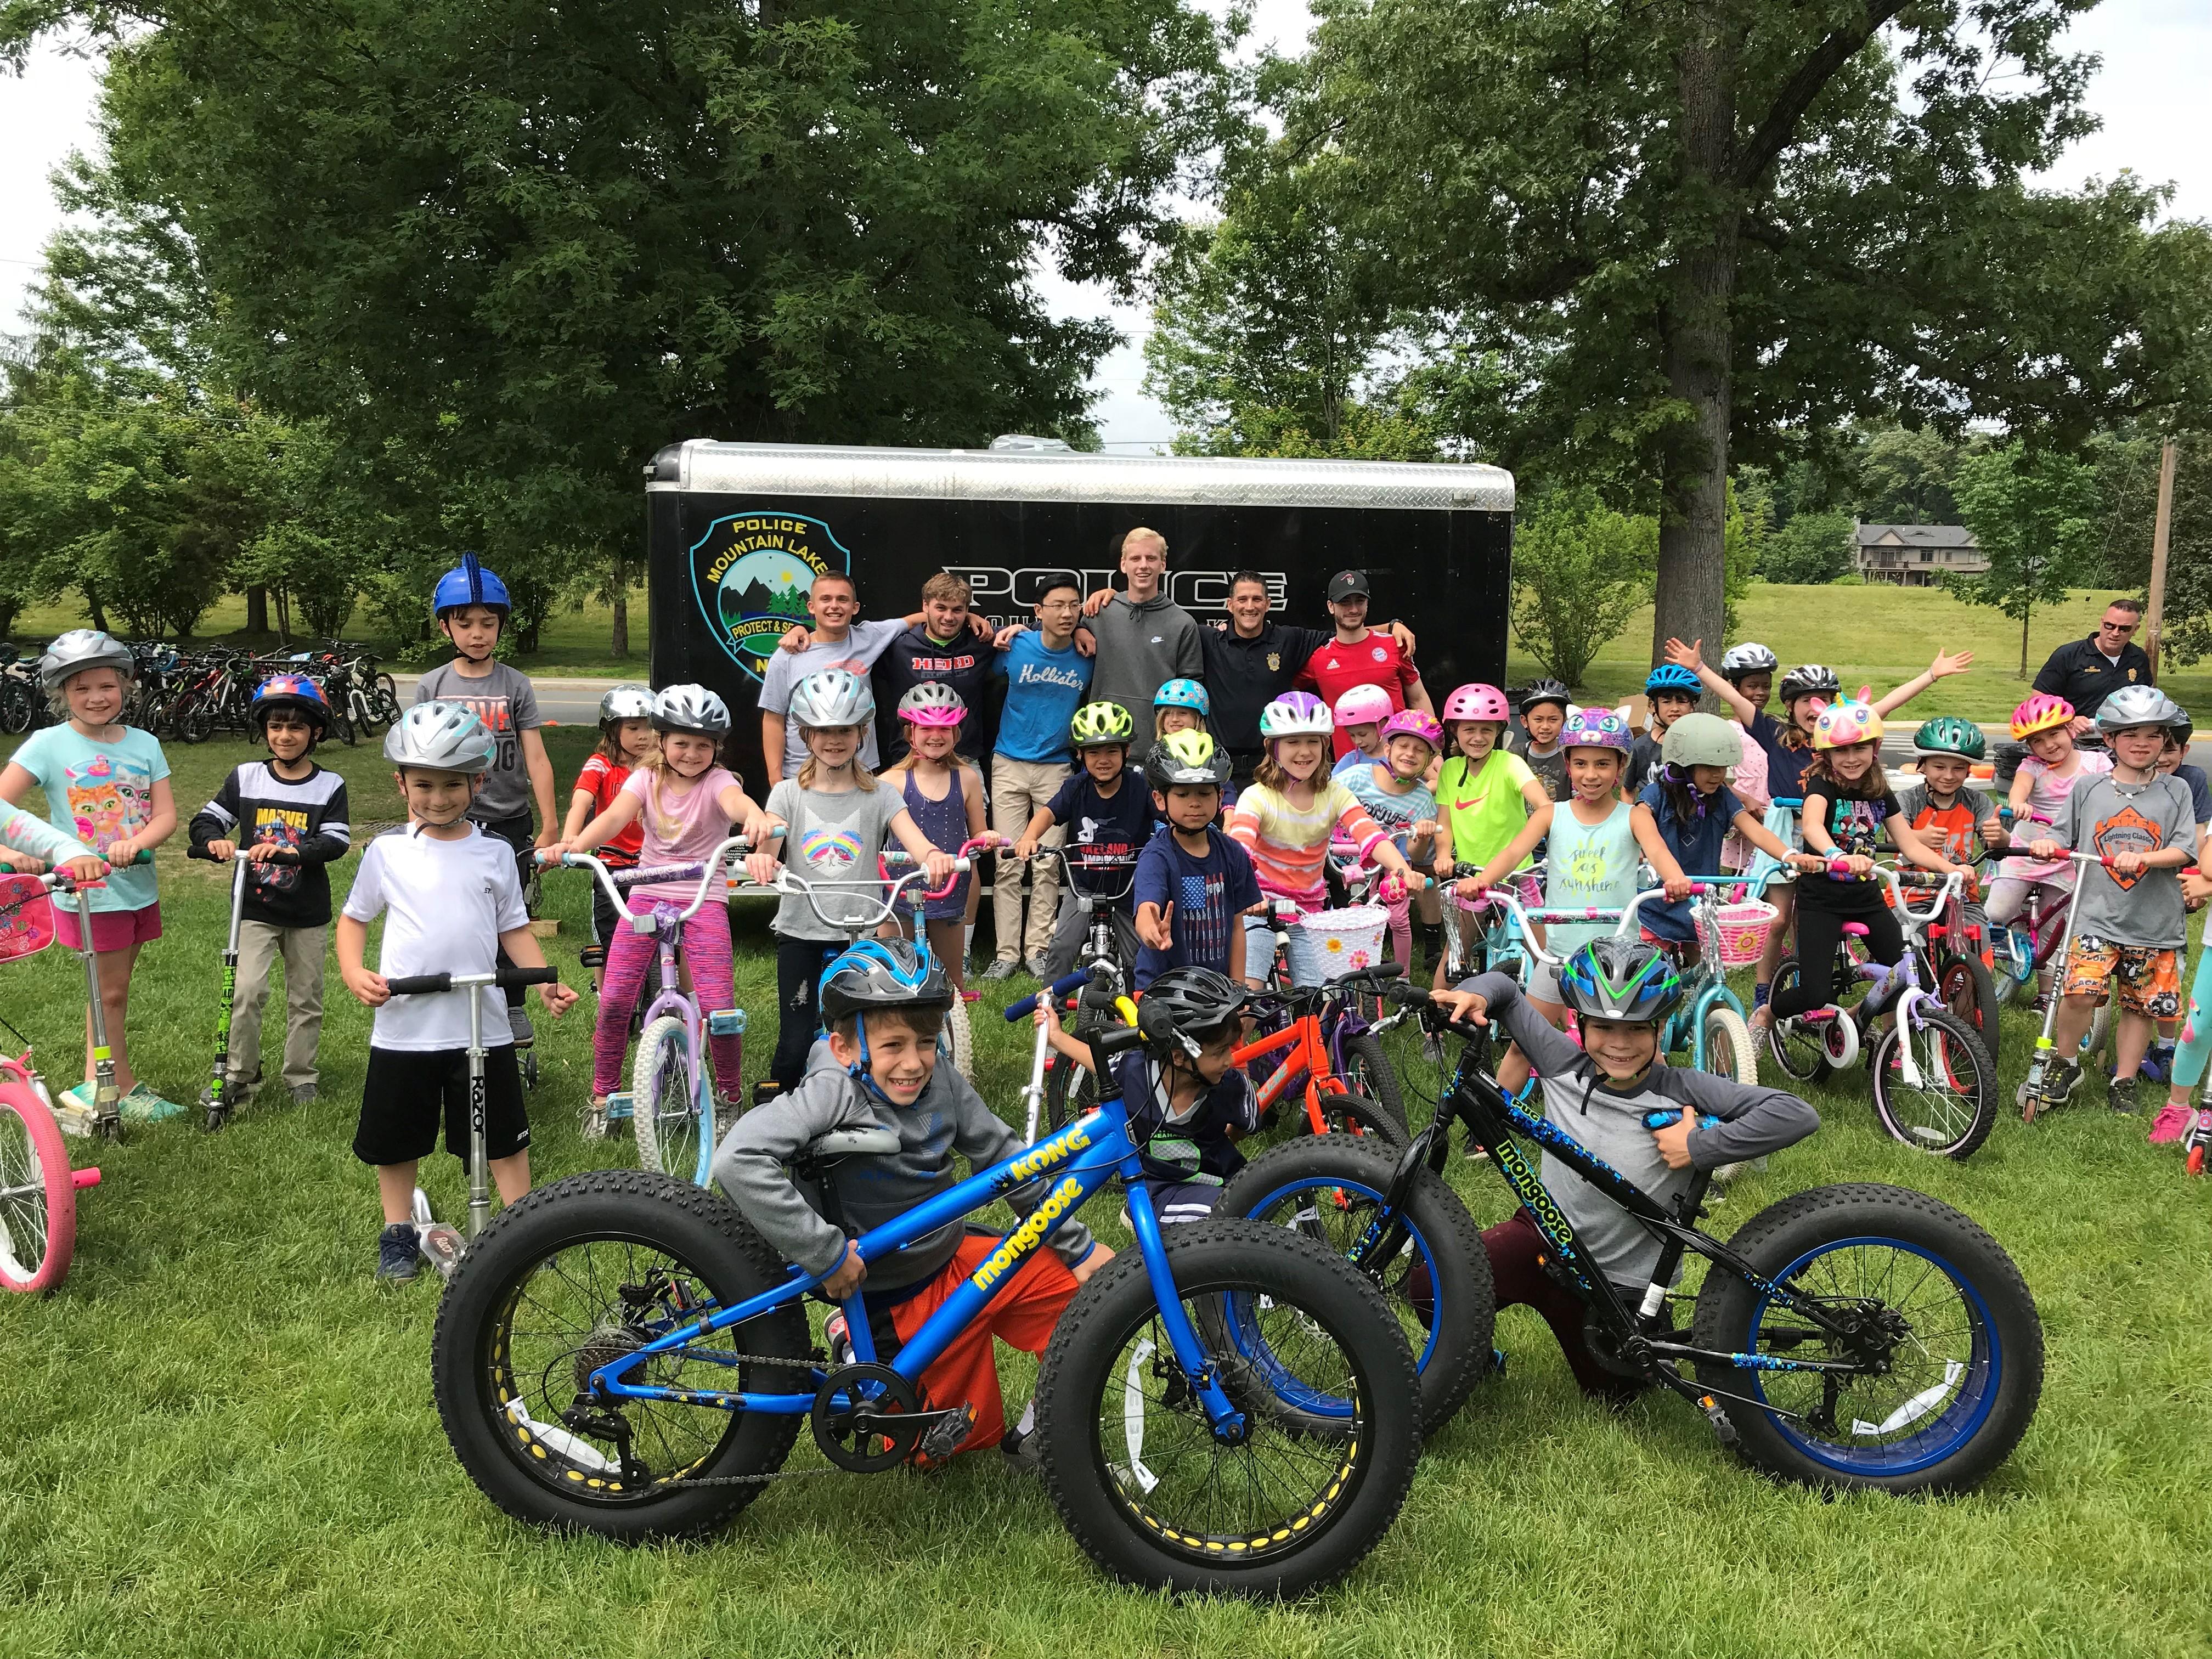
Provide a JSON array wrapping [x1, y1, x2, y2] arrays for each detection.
[[1697, 1392, 1739, 1446], [911, 1401, 979, 1469], [706, 1008, 748, 1038], [603, 1092, 635, 1120]]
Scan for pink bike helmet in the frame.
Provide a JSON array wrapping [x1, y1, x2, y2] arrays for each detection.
[[1379, 708, 1442, 752], [1559, 707, 1632, 755], [896, 682, 968, 726], [2010, 692, 2074, 741], [1442, 682, 1510, 724], [1333, 684, 1396, 727]]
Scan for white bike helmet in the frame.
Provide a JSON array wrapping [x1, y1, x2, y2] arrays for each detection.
[[598, 683, 656, 722], [384, 701, 496, 774], [788, 668, 874, 730], [1258, 691, 1334, 740], [1719, 642, 1779, 682], [896, 681, 968, 726], [653, 683, 731, 737], [38, 629, 135, 689], [2094, 684, 2189, 733]]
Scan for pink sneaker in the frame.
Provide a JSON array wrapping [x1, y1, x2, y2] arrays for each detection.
[[2148, 1101, 2191, 1145]]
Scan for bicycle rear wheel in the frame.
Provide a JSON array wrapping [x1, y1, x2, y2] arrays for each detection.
[[1699, 1005, 1760, 1086], [1045, 1051, 1100, 1137], [0, 1089, 76, 1293], [631, 1015, 707, 1184], [941, 986, 975, 1082], [1763, 959, 1834, 1082], [1931, 951, 2002, 1069]]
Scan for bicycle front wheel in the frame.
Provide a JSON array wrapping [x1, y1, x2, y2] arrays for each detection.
[[1337, 1031, 1407, 1135], [632, 1015, 707, 1184], [0, 1089, 76, 1293], [941, 986, 975, 1083], [1699, 1004, 1759, 1086], [1870, 1007, 1997, 1159], [1037, 1219, 1419, 1598], [1045, 1051, 1099, 1137], [1932, 951, 2002, 1068], [1301, 1090, 1409, 1148]]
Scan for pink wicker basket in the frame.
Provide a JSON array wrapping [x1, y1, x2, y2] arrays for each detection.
[[1711, 898, 1778, 968]]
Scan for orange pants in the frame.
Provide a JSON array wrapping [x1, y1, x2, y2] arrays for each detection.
[[889, 1233, 1080, 1451]]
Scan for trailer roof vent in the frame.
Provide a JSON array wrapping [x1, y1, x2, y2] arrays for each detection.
[[988, 433, 1077, 454]]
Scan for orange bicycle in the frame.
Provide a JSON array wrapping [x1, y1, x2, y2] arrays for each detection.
[[1234, 964, 1410, 1146]]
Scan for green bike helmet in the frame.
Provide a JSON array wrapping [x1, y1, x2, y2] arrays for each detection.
[[1658, 710, 1743, 770], [1070, 700, 1135, 748], [1146, 730, 1231, 789], [1912, 716, 1987, 761], [1557, 936, 1683, 1025]]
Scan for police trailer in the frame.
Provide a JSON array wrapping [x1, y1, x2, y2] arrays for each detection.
[[646, 436, 1515, 788]]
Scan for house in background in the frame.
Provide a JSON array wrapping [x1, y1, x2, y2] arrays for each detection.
[[1852, 521, 1987, 587]]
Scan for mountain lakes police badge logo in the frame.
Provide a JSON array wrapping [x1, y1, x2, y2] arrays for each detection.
[[689, 511, 854, 682], [1267, 652, 1280, 672]]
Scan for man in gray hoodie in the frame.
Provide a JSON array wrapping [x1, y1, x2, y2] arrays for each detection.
[[713, 941, 1107, 1460], [1082, 527, 1205, 720]]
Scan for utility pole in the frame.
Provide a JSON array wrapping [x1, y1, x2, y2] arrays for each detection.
[[2144, 436, 2177, 679]]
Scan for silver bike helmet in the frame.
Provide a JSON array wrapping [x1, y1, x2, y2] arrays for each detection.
[[384, 701, 495, 774], [598, 683, 656, 723], [1658, 711, 1745, 769], [2094, 683, 2189, 733], [38, 629, 135, 689], [653, 683, 731, 737], [788, 668, 874, 730], [1719, 642, 1779, 681]]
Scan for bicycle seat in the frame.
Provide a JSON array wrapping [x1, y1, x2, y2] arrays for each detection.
[[806, 1126, 901, 1159], [1841, 922, 1871, 938]]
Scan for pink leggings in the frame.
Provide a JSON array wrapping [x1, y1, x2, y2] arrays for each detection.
[[593, 897, 742, 1096]]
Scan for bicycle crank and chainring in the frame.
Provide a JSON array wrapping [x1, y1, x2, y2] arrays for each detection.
[[810, 1362, 936, 1472]]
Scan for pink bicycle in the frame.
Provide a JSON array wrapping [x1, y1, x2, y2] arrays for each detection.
[[0, 869, 108, 1293]]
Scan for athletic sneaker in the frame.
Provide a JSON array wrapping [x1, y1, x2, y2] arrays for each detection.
[[1000, 1423, 1043, 1474], [377, 1223, 420, 1282], [290, 1084, 317, 1106], [2106, 1075, 2140, 1115], [980, 958, 1019, 981], [2148, 1101, 2191, 1144], [1025, 952, 1053, 979], [2043, 1056, 2083, 1108], [59, 1080, 92, 1110], [120, 1082, 185, 1122]]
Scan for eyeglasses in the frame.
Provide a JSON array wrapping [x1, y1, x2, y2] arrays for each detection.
[[2099, 618, 2138, 633], [1036, 599, 1080, 612]]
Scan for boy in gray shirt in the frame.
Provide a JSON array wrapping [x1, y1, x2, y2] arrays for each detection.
[[714, 943, 1107, 1463], [2028, 690, 2199, 1112]]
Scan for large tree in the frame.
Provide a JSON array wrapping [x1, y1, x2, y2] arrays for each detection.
[[2, 0, 1231, 596], [1187, 0, 2212, 657]]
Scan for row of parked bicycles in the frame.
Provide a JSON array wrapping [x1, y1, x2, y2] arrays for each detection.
[[0, 638, 404, 744]]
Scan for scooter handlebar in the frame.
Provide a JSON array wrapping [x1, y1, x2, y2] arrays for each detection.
[[188, 845, 301, 864], [385, 967, 561, 996]]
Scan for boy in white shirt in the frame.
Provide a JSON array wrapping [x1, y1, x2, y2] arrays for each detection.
[[337, 703, 577, 1282]]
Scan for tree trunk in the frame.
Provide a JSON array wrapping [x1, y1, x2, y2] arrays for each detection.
[[610, 556, 630, 657], [1650, 12, 1741, 672], [245, 584, 269, 634], [84, 588, 109, 634], [2019, 607, 2030, 678], [275, 587, 292, 644]]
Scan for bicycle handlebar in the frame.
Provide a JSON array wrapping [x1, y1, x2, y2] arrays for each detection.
[[547, 838, 752, 921], [385, 967, 560, 995], [1005, 969, 1090, 1022], [777, 857, 970, 936]]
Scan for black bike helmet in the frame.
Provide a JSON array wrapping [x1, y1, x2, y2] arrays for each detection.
[[1556, 936, 1683, 1025], [1137, 967, 1249, 1060], [1777, 663, 1841, 706], [1517, 679, 1571, 715], [1145, 731, 1231, 790]]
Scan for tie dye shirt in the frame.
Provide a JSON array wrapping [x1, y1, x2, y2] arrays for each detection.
[[764, 778, 905, 941], [8, 723, 168, 912], [1225, 778, 1386, 909]]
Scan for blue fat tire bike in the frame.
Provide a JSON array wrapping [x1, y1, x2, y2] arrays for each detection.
[[430, 978, 1423, 1598]]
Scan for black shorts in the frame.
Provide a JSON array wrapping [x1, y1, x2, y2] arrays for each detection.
[[354, 1043, 531, 1169], [590, 879, 623, 949]]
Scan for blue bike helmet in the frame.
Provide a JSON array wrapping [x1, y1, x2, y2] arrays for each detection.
[[251, 672, 331, 736], [1154, 678, 1210, 717], [1558, 937, 1682, 1025], [1644, 664, 1703, 697], [433, 551, 512, 618]]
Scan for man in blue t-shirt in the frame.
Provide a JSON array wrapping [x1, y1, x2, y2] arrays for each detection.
[[984, 572, 1095, 979], [1133, 743, 1261, 988]]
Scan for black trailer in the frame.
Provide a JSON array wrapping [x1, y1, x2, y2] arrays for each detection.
[[646, 437, 1515, 785]]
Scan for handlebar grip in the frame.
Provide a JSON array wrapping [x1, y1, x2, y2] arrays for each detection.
[[1641, 1109, 1723, 1132], [496, 967, 561, 989], [1006, 970, 1089, 1022], [383, 973, 452, 995], [187, 845, 217, 862]]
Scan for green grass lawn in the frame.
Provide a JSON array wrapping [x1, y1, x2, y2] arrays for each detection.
[[18, 578, 2207, 726], [3, 725, 2211, 1657]]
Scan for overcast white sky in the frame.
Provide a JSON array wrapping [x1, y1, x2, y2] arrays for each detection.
[[3, 0, 2204, 449]]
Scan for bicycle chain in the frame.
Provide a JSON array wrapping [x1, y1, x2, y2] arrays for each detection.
[[617, 1350, 856, 1488]]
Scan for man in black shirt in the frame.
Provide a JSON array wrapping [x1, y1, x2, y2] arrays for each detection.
[[2032, 599, 2155, 731], [1201, 571, 1417, 782]]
